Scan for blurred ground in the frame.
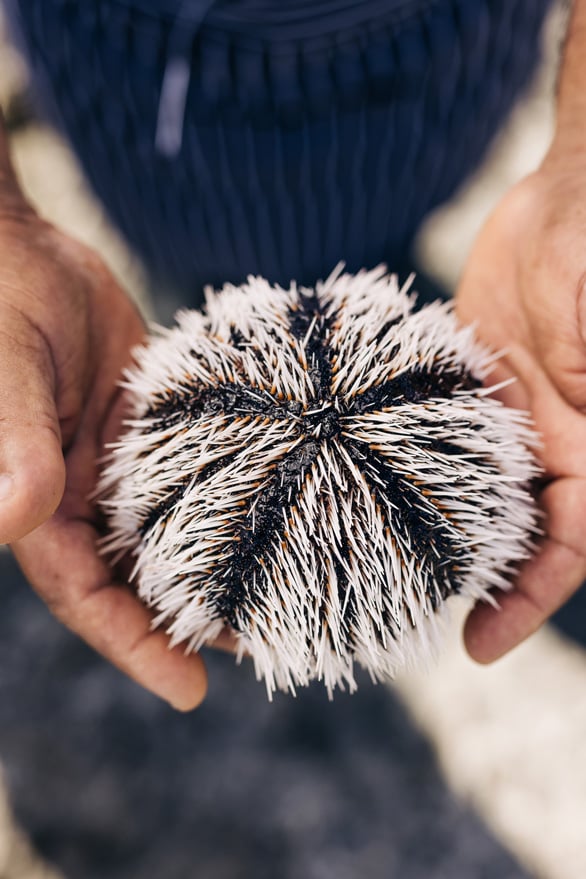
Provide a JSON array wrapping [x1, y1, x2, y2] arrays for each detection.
[[1, 3, 585, 879]]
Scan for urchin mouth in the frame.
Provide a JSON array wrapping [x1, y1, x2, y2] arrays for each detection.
[[302, 400, 340, 440]]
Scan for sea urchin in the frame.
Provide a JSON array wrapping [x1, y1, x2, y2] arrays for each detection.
[[98, 266, 539, 697]]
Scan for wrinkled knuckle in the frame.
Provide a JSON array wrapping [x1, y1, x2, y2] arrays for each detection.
[[549, 531, 586, 568], [576, 272, 586, 342], [0, 299, 50, 355], [0, 308, 58, 398], [574, 270, 586, 300], [556, 372, 586, 411]]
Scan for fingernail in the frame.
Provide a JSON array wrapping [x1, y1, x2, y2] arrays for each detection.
[[0, 474, 14, 500]]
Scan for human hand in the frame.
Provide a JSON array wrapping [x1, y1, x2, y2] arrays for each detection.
[[456, 162, 586, 662], [0, 205, 208, 709]]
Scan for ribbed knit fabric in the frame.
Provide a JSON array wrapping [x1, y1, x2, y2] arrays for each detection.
[[6, 0, 552, 305]]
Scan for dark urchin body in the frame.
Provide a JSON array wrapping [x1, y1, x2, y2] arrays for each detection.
[[99, 267, 539, 696]]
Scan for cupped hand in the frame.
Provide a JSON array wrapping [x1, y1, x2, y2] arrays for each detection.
[[456, 163, 586, 662], [0, 207, 208, 709]]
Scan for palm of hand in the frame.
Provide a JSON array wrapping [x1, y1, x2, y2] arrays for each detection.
[[456, 172, 586, 661], [0, 218, 207, 709]]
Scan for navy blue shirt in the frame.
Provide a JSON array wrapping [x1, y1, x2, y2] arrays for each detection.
[[6, 1, 552, 303]]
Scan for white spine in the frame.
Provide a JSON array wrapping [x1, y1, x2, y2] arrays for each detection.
[[98, 267, 540, 698]]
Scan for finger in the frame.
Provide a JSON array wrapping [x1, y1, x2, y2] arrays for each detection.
[[527, 286, 586, 411], [13, 515, 208, 711], [495, 347, 586, 478], [464, 476, 586, 662], [458, 270, 586, 477], [0, 306, 66, 543]]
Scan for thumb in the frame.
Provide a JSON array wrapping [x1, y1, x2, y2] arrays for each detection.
[[0, 307, 66, 543], [522, 270, 586, 413]]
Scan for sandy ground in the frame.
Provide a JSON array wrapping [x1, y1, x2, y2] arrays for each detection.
[[1, 3, 585, 879]]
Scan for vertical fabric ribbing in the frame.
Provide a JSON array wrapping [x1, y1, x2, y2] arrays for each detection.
[[5, 0, 554, 303]]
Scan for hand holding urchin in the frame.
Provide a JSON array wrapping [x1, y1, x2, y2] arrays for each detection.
[[98, 266, 539, 697]]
